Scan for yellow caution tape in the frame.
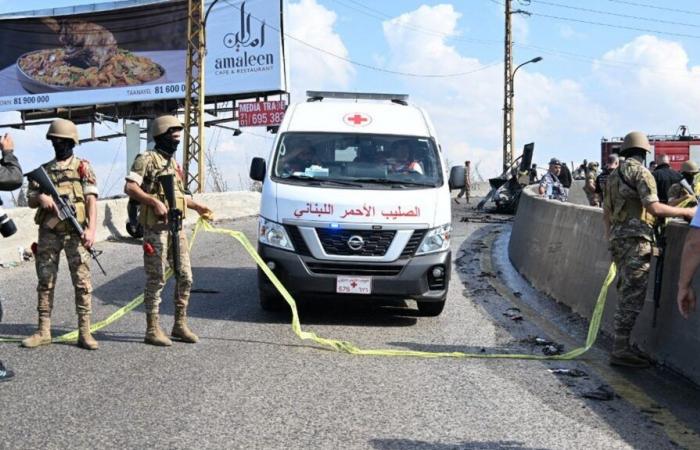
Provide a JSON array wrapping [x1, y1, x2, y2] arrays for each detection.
[[1, 218, 616, 360]]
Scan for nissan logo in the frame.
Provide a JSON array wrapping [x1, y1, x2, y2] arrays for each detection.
[[347, 235, 364, 251]]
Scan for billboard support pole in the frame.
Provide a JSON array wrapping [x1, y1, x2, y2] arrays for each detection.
[[184, 0, 206, 193]]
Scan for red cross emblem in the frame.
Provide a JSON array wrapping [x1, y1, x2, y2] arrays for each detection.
[[350, 281, 357, 288], [344, 113, 372, 127]]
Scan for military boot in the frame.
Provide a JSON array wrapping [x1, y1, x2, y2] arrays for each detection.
[[171, 306, 199, 343], [144, 313, 172, 347], [610, 335, 650, 368], [77, 314, 99, 350], [21, 316, 52, 348]]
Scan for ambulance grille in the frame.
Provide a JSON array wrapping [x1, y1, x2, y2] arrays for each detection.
[[316, 228, 396, 257]]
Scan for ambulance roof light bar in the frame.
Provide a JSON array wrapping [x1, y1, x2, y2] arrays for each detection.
[[306, 91, 409, 105]]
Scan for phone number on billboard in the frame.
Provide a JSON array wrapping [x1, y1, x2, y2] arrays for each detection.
[[154, 84, 187, 95], [241, 112, 285, 126], [13, 95, 50, 106]]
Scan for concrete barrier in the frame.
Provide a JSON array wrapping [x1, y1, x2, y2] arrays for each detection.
[[509, 187, 700, 385], [0, 192, 261, 265]]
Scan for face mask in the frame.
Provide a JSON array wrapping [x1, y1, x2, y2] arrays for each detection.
[[154, 134, 180, 157], [52, 139, 74, 161]]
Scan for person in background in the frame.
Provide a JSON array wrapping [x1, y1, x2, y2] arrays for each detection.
[[668, 161, 700, 207], [594, 154, 619, 207], [583, 161, 600, 206], [603, 132, 695, 368], [652, 154, 682, 204], [558, 161, 573, 190], [529, 163, 538, 184], [0, 133, 22, 382], [538, 158, 567, 201], [455, 160, 471, 204], [648, 161, 657, 171]]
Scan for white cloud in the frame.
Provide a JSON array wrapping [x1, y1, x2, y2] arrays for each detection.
[[559, 25, 586, 40], [594, 35, 700, 135], [381, 4, 609, 176], [286, 0, 355, 100]]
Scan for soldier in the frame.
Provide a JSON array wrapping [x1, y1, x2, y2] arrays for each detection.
[[22, 119, 100, 350], [454, 160, 471, 204], [123, 115, 211, 346], [603, 131, 695, 368], [583, 161, 599, 206], [667, 161, 700, 207]]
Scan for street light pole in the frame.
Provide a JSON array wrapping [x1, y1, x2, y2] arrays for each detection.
[[509, 56, 542, 171]]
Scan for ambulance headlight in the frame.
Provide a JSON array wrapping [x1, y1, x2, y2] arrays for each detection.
[[258, 217, 294, 251], [416, 223, 451, 255]]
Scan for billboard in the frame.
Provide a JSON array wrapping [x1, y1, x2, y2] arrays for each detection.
[[0, 0, 287, 112]]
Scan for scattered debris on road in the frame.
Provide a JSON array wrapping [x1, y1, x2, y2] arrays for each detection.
[[503, 307, 523, 322], [460, 214, 513, 224], [549, 368, 588, 378], [542, 344, 564, 356], [582, 384, 616, 401]]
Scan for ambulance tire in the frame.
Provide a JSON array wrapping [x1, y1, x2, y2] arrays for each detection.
[[417, 299, 446, 316]]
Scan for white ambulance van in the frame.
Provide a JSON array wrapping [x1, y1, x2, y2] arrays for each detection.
[[249, 92, 465, 316]]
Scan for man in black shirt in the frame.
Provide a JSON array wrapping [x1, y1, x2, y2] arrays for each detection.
[[595, 154, 619, 207], [652, 154, 682, 204]]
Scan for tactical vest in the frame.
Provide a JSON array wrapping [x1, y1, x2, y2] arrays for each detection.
[[34, 157, 88, 230], [608, 162, 655, 227], [138, 150, 187, 227]]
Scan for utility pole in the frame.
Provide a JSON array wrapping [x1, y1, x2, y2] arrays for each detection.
[[502, 1, 531, 173], [184, 0, 206, 193], [502, 0, 513, 173]]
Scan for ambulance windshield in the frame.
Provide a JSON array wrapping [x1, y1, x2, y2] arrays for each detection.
[[272, 132, 443, 188]]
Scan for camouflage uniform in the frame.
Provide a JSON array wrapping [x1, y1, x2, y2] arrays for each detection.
[[28, 157, 98, 318], [603, 157, 657, 340], [584, 168, 599, 206], [126, 150, 192, 316], [667, 173, 700, 205]]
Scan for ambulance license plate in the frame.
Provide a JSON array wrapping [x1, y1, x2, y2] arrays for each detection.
[[336, 276, 372, 295]]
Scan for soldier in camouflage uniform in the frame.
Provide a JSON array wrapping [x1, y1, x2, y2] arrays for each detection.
[[23, 119, 100, 350], [667, 161, 700, 207], [583, 161, 599, 206], [603, 131, 695, 368], [124, 115, 211, 346]]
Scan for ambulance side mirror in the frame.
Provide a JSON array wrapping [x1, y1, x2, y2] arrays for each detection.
[[449, 165, 465, 190], [250, 157, 266, 181]]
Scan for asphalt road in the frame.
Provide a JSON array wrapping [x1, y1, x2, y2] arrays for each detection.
[[0, 204, 698, 450]]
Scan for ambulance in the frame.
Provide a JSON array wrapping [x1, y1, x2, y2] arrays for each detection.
[[249, 91, 464, 316]]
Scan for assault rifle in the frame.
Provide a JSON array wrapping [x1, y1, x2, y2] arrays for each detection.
[[158, 174, 182, 278], [25, 166, 106, 275], [652, 224, 665, 328]]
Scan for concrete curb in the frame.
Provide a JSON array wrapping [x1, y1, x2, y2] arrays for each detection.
[[509, 186, 700, 385], [0, 192, 261, 265]]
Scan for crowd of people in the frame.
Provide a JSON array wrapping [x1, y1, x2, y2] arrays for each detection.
[[533, 132, 700, 368]]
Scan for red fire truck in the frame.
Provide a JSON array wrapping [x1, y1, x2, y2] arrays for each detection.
[[601, 126, 700, 171]]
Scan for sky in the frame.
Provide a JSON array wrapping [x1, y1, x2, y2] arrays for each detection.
[[1, 0, 700, 201]]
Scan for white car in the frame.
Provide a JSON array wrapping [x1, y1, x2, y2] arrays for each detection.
[[249, 91, 464, 316]]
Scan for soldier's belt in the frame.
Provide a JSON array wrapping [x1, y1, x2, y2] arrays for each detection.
[[0, 219, 616, 361]]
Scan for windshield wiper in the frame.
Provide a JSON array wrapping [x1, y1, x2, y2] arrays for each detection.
[[354, 178, 436, 187], [282, 174, 361, 187]]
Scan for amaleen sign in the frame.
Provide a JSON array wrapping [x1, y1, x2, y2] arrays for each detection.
[[0, 0, 287, 112]]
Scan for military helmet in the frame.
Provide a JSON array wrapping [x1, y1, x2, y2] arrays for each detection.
[[620, 131, 651, 154], [46, 118, 79, 145], [681, 160, 699, 174], [151, 115, 183, 138]]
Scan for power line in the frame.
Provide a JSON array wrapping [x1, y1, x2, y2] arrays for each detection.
[[530, 0, 700, 28], [605, 0, 700, 17], [529, 11, 700, 40]]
